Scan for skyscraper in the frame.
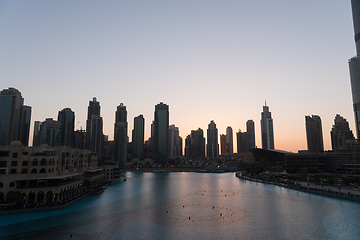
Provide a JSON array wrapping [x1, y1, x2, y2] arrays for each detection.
[[132, 114, 144, 159], [153, 102, 169, 164], [169, 124, 182, 159], [226, 126, 233, 155], [39, 118, 61, 147], [0, 87, 31, 146], [32, 121, 41, 147], [85, 97, 101, 150], [305, 115, 324, 153], [330, 114, 355, 151], [192, 128, 205, 159], [246, 120, 255, 152], [58, 108, 75, 147], [206, 120, 219, 159], [261, 103, 274, 150], [349, 0, 360, 139], [236, 130, 247, 153], [85, 97, 103, 154], [220, 134, 227, 155], [114, 103, 128, 167], [19, 105, 31, 146]]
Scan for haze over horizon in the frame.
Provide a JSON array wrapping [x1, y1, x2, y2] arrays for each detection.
[[0, 0, 356, 152]]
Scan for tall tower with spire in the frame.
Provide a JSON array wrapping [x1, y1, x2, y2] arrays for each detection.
[[261, 101, 274, 150]]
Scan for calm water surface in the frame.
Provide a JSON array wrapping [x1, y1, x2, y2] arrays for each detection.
[[1, 172, 360, 239]]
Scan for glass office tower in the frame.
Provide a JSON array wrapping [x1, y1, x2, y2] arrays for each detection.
[[349, 0, 360, 138]]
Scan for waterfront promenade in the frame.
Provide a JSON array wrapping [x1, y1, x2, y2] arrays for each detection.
[[236, 172, 360, 202]]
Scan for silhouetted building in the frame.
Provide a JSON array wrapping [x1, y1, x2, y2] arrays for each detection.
[[185, 135, 191, 158], [246, 120, 255, 151], [74, 129, 86, 149], [186, 128, 205, 159], [207, 120, 219, 158], [32, 121, 41, 147], [85, 97, 101, 150], [20, 105, 31, 146], [226, 126, 233, 155], [261, 102, 274, 150], [349, 0, 360, 138], [58, 108, 75, 147], [169, 124, 182, 159], [114, 103, 127, 168], [220, 134, 227, 155], [305, 115, 324, 153], [0, 87, 31, 146], [39, 118, 61, 147], [331, 114, 355, 151], [153, 102, 169, 164], [237, 130, 247, 153], [132, 115, 144, 159]]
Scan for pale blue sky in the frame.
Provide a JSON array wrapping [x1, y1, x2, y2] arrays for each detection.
[[0, 0, 355, 152]]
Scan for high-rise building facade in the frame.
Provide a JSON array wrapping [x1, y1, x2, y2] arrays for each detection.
[[184, 135, 191, 158], [206, 120, 219, 158], [153, 102, 169, 164], [169, 124, 182, 159], [330, 114, 355, 151], [39, 118, 61, 147], [32, 121, 41, 147], [236, 130, 247, 153], [261, 103, 274, 150], [58, 108, 75, 147], [226, 126, 233, 155], [114, 103, 128, 167], [0, 87, 31, 146], [85, 97, 101, 150], [220, 134, 227, 155], [19, 105, 31, 146], [305, 115, 324, 153], [192, 128, 205, 159], [349, 0, 360, 138], [246, 120, 255, 152], [132, 114, 144, 159]]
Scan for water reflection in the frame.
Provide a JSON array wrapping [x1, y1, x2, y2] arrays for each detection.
[[0, 172, 359, 239]]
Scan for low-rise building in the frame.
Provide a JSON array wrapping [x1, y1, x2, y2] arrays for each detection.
[[0, 141, 104, 205]]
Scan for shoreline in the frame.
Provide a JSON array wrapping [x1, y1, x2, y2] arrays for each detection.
[[235, 172, 360, 203], [0, 192, 90, 216]]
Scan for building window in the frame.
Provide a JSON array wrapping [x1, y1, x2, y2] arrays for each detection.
[[10, 169, 17, 174], [11, 161, 17, 166], [21, 169, 28, 174], [32, 159, 38, 166], [0, 151, 9, 156], [40, 159, 46, 166], [12, 152, 18, 158], [22, 161, 28, 166], [9, 182, 15, 187], [23, 152, 28, 155], [0, 161, 6, 168]]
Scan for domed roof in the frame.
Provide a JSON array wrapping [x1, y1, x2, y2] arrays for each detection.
[[10, 140, 22, 146]]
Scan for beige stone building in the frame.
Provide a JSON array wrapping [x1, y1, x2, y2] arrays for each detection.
[[0, 141, 104, 204]]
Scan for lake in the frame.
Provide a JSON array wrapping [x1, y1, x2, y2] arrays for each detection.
[[1, 172, 360, 239]]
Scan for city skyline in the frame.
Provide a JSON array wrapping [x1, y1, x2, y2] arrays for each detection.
[[0, 1, 355, 152]]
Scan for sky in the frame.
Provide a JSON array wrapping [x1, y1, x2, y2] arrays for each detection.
[[0, 0, 356, 153]]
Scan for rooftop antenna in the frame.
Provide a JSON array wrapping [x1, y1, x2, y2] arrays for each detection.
[[265, 100, 267, 106]]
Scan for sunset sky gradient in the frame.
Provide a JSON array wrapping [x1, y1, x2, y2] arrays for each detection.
[[0, 0, 355, 152]]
